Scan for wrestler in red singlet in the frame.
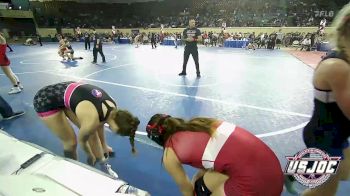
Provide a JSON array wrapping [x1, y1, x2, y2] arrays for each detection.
[[147, 114, 284, 196]]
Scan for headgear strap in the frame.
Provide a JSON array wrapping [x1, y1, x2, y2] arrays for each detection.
[[146, 114, 171, 146]]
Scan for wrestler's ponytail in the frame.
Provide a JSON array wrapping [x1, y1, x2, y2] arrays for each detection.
[[147, 114, 217, 146], [163, 117, 216, 138]]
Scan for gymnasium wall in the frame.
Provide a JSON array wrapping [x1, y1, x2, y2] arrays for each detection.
[[0, 9, 33, 18], [37, 27, 331, 37]]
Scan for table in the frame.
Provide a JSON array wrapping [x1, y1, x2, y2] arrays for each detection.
[[118, 38, 130, 44], [317, 42, 332, 52], [161, 39, 182, 46], [224, 40, 248, 48]]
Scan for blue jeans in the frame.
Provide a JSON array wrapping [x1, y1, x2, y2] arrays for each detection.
[[0, 95, 13, 117]]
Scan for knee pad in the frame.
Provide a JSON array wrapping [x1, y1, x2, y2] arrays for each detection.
[[194, 176, 212, 196]]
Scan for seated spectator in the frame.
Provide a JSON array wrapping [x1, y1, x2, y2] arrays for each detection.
[[246, 42, 257, 50], [300, 36, 311, 51], [24, 38, 36, 46]]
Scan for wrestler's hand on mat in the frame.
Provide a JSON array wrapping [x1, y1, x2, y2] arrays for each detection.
[[191, 169, 206, 185], [103, 146, 115, 159], [87, 155, 97, 166]]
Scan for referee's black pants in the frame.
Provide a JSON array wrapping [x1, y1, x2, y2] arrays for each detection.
[[85, 38, 90, 50], [182, 46, 200, 74], [93, 47, 105, 63]]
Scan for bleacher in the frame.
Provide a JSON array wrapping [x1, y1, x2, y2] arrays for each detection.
[[28, 0, 343, 28]]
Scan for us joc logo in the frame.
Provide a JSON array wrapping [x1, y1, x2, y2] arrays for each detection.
[[284, 148, 341, 188], [91, 89, 103, 98]]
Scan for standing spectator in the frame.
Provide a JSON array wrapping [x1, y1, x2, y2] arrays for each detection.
[[91, 28, 97, 43], [174, 33, 178, 49], [151, 33, 157, 49], [269, 33, 277, 50], [310, 33, 316, 50], [276, 29, 284, 49], [0, 33, 22, 94], [84, 30, 91, 50], [37, 34, 43, 46], [319, 18, 327, 35], [218, 31, 224, 47], [134, 33, 143, 48], [211, 32, 218, 47]]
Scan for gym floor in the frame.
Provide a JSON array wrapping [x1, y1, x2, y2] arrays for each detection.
[[1, 42, 348, 195]]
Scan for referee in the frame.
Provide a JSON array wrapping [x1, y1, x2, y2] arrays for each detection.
[[178, 19, 202, 78], [92, 34, 106, 64], [84, 30, 90, 50]]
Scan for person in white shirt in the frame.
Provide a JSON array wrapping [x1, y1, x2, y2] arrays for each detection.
[[276, 29, 284, 49], [300, 36, 311, 51], [134, 34, 143, 48], [174, 33, 178, 49], [319, 18, 327, 35]]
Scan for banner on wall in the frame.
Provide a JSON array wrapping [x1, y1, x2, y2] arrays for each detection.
[[314, 10, 334, 18]]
